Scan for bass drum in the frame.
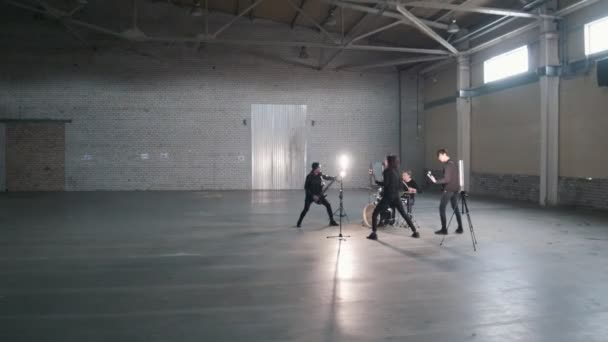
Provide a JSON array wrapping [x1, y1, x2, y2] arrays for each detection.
[[363, 203, 376, 228], [362, 203, 392, 228]]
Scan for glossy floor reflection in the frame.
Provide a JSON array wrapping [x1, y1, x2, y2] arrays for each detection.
[[1, 190, 608, 341]]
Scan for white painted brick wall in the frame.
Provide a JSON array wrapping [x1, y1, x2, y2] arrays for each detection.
[[0, 6, 417, 191]]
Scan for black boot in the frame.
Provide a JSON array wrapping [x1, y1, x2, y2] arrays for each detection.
[[329, 220, 339, 226], [367, 232, 378, 240], [411, 231, 420, 238], [455, 227, 464, 234], [434, 228, 448, 235]]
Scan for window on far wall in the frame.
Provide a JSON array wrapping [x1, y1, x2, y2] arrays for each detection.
[[585, 16, 608, 56], [483, 45, 529, 84]]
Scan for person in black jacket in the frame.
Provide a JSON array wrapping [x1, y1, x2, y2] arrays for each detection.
[[368, 155, 419, 240], [296, 162, 339, 228], [428, 149, 463, 235]]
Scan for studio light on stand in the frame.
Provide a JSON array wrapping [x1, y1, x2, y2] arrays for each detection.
[[459, 159, 465, 191], [328, 155, 350, 241]]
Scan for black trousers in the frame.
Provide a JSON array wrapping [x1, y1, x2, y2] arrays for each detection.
[[297, 196, 334, 225], [373, 197, 416, 232], [440, 191, 463, 229], [391, 196, 415, 219]]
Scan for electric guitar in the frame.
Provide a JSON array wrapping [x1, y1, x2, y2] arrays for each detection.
[[314, 176, 336, 204]]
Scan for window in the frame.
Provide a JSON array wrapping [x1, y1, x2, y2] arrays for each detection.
[[585, 16, 608, 56], [483, 45, 529, 84]]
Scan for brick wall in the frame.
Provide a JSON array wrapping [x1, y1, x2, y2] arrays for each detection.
[[468, 173, 608, 210], [559, 177, 608, 210], [470, 173, 540, 202], [5, 123, 65, 191]]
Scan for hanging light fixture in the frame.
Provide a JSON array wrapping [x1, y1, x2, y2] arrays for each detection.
[[325, 8, 337, 26], [447, 18, 460, 34], [298, 46, 309, 59], [190, 0, 203, 17]]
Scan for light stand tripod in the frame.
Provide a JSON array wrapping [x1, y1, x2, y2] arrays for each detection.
[[333, 197, 350, 222], [439, 190, 478, 251], [327, 176, 350, 241]]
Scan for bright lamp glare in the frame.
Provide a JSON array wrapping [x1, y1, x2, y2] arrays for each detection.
[[459, 159, 464, 189], [340, 170, 347, 178], [339, 155, 349, 170]]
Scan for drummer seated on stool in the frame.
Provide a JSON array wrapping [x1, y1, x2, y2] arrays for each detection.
[[391, 169, 420, 223]]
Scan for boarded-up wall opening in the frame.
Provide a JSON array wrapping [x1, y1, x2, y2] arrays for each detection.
[[6, 122, 65, 191]]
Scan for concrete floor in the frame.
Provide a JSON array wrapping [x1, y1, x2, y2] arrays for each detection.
[[1, 190, 608, 341]]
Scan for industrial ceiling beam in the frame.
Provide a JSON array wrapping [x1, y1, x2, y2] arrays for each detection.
[[337, 0, 560, 19], [432, 0, 476, 23], [418, 0, 547, 74], [6, 1, 449, 55], [325, 0, 449, 30], [349, 20, 403, 44], [213, 0, 266, 38], [7, 0, 94, 46], [319, 2, 389, 70], [286, 0, 337, 43], [346, 44, 449, 54], [319, 0, 470, 69], [5, 0, 463, 71], [289, 0, 307, 29], [463, 0, 600, 56], [452, 0, 549, 44], [403, 1, 559, 20], [338, 55, 450, 71], [395, 4, 458, 54]]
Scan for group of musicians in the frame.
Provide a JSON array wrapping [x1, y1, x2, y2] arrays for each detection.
[[296, 149, 464, 240]]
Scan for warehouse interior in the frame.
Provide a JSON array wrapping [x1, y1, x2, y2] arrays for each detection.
[[1, 0, 608, 341]]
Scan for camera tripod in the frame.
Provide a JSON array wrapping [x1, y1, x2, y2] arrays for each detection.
[[327, 177, 350, 241], [440, 190, 478, 251]]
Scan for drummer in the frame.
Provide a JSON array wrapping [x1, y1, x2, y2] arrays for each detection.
[[391, 170, 420, 222], [401, 170, 419, 197]]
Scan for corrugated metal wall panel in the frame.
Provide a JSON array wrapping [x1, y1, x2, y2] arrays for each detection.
[[252, 104, 306, 190]]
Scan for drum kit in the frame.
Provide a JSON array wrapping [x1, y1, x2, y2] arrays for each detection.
[[362, 186, 414, 229]]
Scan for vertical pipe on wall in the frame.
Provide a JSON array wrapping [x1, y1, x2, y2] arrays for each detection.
[[398, 70, 403, 161], [539, 13, 560, 206], [0, 124, 5, 192], [457, 55, 472, 191]]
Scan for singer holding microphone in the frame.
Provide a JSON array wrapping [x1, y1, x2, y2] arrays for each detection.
[[427, 149, 464, 235]]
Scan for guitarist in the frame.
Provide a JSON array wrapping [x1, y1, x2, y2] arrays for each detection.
[[296, 162, 339, 228], [368, 155, 419, 240]]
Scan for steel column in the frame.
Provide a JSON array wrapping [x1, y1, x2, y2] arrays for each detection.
[[539, 16, 560, 206], [457, 55, 472, 192]]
